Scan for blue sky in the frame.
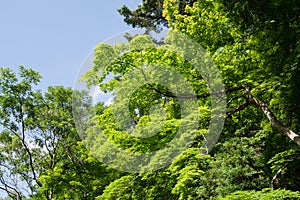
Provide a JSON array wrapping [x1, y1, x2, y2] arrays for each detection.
[[0, 0, 141, 90], [0, 2, 142, 196]]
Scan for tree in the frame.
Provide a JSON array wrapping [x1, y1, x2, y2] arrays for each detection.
[[79, 0, 300, 199], [1, 0, 299, 199], [162, 0, 300, 192], [118, 0, 197, 29], [0, 67, 121, 199], [0, 66, 43, 198]]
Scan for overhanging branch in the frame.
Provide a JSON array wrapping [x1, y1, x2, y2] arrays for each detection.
[[243, 85, 300, 146], [146, 83, 300, 145]]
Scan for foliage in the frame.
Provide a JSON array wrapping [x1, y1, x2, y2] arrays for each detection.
[[0, 0, 299, 199], [218, 188, 300, 200], [118, 0, 198, 29], [0, 67, 122, 199]]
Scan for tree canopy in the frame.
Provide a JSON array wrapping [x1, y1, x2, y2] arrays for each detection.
[[0, 0, 299, 199]]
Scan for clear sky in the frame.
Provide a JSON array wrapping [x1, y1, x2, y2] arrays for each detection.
[[0, 0, 141, 91], [0, 1, 141, 196]]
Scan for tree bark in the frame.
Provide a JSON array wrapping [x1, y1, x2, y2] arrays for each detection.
[[243, 85, 300, 146], [147, 83, 300, 145]]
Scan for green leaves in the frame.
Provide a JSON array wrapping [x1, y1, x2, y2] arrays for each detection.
[[0, 67, 118, 199], [0, 0, 299, 198], [218, 188, 300, 200]]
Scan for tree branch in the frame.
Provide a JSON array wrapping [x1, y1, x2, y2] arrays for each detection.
[[19, 101, 41, 187], [243, 85, 300, 145], [147, 84, 244, 99], [270, 161, 288, 189], [0, 176, 23, 200], [146, 82, 300, 145], [227, 100, 250, 117]]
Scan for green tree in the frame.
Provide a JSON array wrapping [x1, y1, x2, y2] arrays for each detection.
[[163, 0, 300, 193], [0, 67, 121, 199], [2, 0, 298, 199], [0, 66, 43, 198], [80, 0, 300, 199], [118, 0, 197, 29]]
